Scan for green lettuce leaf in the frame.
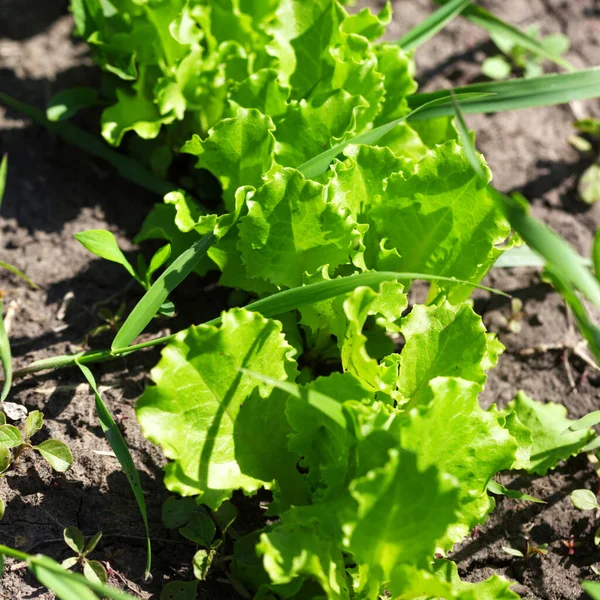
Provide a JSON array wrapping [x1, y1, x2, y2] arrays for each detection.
[[398, 301, 500, 405], [400, 377, 518, 550], [504, 391, 594, 475], [136, 308, 308, 508], [238, 167, 359, 288]]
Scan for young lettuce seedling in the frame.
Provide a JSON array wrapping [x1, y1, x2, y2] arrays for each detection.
[[61, 526, 108, 585], [0, 410, 73, 519]]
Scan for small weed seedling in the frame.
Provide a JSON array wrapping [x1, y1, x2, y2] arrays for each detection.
[[0, 410, 73, 519], [502, 541, 549, 561], [501, 297, 525, 334], [569, 118, 600, 205], [570, 488, 600, 553], [61, 526, 108, 585], [482, 25, 569, 80]]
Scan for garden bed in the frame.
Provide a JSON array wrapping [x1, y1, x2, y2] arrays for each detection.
[[1, 0, 600, 598]]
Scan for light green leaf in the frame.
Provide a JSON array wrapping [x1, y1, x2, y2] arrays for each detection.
[[77, 363, 151, 578], [398, 301, 494, 405], [502, 546, 525, 558], [230, 69, 290, 118], [333, 282, 407, 395], [583, 581, 600, 599], [505, 391, 594, 475], [83, 532, 102, 556], [136, 309, 308, 508], [0, 301, 12, 402], [344, 447, 460, 581], [182, 108, 275, 212], [275, 90, 367, 168], [192, 549, 213, 581], [101, 88, 170, 147], [83, 561, 107, 586], [146, 244, 172, 282], [34, 440, 73, 472], [580, 163, 600, 205], [570, 489, 599, 511], [61, 557, 79, 570], [74, 230, 137, 279], [400, 377, 518, 549], [482, 56, 512, 80], [47, 88, 99, 122], [0, 443, 11, 473], [0, 424, 21, 448], [25, 410, 44, 441], [258, 517, 351, 598], [487, 480, 544, 504], [64, 527, 85, 554], [286, 373, 371, 500], [368, 141, 510, 300], [0, 154, 7, 210], [238, 168, 358, 289]]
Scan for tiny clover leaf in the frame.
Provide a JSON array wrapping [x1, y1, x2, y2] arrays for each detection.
[[570, 489, 599, 511], [34, 439, 73, 473], [25, 410, 43, 441]]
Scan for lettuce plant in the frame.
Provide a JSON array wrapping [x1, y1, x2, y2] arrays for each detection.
[[1, 1, 598, 598]]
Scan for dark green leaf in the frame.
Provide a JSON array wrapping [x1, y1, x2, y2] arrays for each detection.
[[83, 561, 107, 586], [77, 363, 151, 578], [397, 0, 471, 51], [409, 68, 600, 119], [487, 480, 544, 504]]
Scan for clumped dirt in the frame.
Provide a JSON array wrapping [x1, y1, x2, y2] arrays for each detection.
[[1, 0, 600, 598]]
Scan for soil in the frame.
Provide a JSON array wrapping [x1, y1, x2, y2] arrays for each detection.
[[0, 0, 599, 598]]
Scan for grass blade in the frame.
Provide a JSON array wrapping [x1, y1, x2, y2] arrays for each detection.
[[567, 410, 600, 433], [14, 270, 509, 376], [223, 271, 508, 326], [452, 96, 600, 308], [408, 68, 600, 119], [398, 0, 471, 52], [495, 246, 592, 269], [0, 545, 138, 600], [583, 581, 600, 599], [0, 301, 12, 402], [0, 154, 7, 210], [0, 93, 181, 199], [0, 261, 40, 290], [455, 3, 572, 69], [298, 92, 487, 179], [77, 363, 152, 580], [112, 233, 216, 350]]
